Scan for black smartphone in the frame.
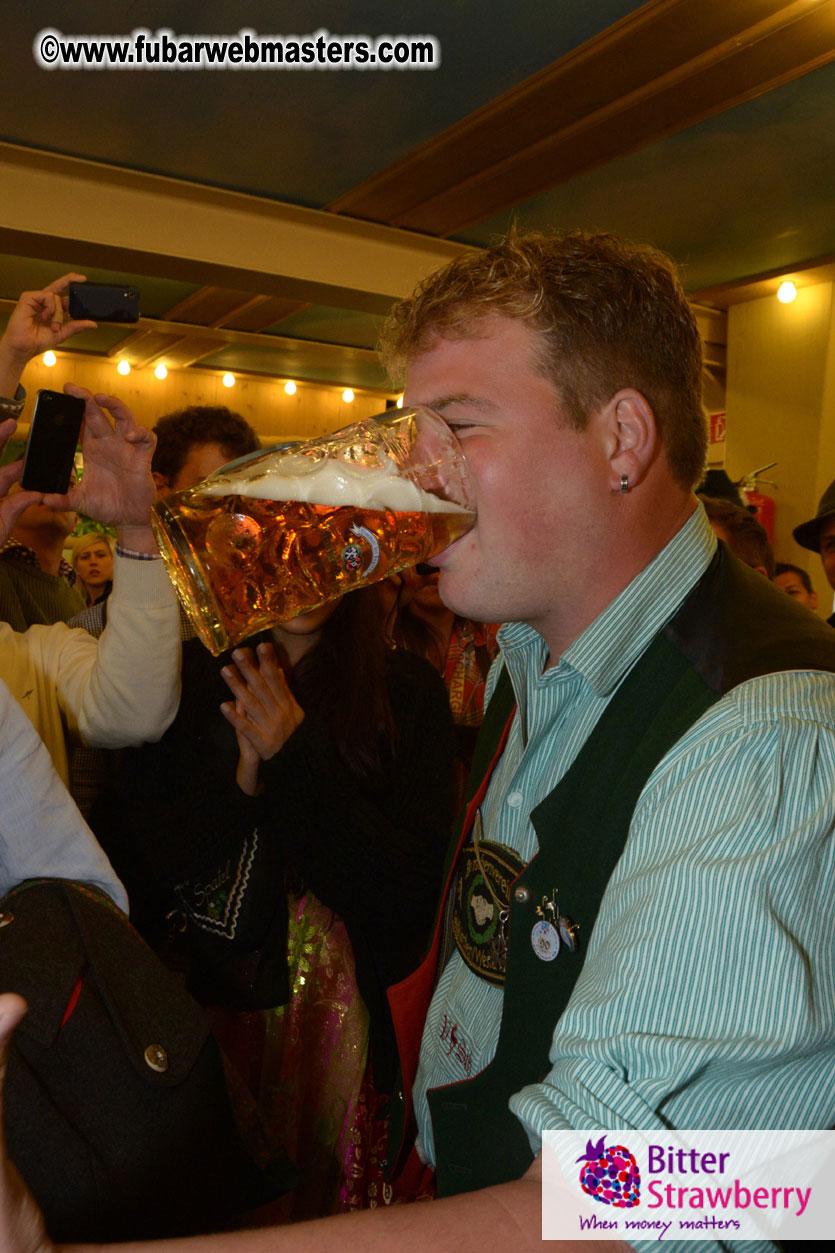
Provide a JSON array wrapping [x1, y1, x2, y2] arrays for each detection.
[[68, 282, 140, 323], [20, 390, 85, 494]]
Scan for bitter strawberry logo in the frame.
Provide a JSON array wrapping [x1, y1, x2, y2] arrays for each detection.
[[577, 1136, 641, 1208]]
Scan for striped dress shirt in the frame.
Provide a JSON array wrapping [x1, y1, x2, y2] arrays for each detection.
[[414, 505, 835, 1248]]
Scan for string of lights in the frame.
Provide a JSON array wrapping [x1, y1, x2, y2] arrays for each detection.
[[38, 350, 404, 407]]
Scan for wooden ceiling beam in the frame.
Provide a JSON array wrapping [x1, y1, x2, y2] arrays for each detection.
[[103, 328, 185, 366], [162, 288, 311, 337], [97, 314, 381, 360], [329, 0, 835, 236], [0, 294, 727, 381], [208, 293, 272, 329], [149, 334, 229, 369], [215, 295, 310, 332], [162, 287, 261, 325], [0, 142, 471, 315], [0, 300, 384, 383]]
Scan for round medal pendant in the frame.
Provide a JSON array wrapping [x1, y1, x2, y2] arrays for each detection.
[[531, 919, 560, 961]]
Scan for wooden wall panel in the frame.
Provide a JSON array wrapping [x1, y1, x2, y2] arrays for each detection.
[[14, 356, 390, 445]]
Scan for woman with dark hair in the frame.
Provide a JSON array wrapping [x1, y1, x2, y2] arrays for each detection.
[[382, 566, 499, 807], [90, 583, 456, 1220]]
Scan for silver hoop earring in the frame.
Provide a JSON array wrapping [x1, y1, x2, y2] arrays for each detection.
[[620, 474, 629, 493]]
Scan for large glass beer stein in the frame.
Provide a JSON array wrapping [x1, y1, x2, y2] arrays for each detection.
[[151, 406, 475, 655]]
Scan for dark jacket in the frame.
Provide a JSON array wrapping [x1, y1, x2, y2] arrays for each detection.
[[91, 640, 457, 1090]]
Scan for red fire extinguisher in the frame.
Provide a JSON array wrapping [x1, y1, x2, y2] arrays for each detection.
[[740, 462, 778, 544], [743, 490, 775, 543]]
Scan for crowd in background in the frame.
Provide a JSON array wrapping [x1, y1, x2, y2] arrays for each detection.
[[0, 272, 500, 1233], [1, 237, 835, 1251]]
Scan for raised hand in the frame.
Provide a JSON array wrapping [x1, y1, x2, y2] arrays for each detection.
[[220, 643, 305, 794], [0, 274, 95, 398], [40, 388, 157, 545]]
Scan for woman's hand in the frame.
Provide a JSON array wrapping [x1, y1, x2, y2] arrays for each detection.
[[221, 643, 305, 793], [232, 702, 264, 797], [0, 994, 53, 1253]]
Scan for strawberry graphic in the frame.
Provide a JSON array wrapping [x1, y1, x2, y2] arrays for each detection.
[[577, 1136, 641, 1208]]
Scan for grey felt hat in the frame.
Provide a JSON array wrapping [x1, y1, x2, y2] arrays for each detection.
[[793, 477, 835, 552]]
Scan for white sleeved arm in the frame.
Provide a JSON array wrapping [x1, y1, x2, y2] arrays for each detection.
[[52, 552, 181, 748], [0, 677, 128, 910], [510, 673, 835, 1146]]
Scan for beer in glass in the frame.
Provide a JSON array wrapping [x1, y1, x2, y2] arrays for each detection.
[[151, 406, 475, 654]]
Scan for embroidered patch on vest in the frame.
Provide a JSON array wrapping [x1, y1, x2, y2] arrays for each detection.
[[174, 828, 260, 941], [438, 1012, 474, 1076], [452, 840, 525, 987]]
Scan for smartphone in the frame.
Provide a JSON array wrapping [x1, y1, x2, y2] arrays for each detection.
[[20, 390, 85, 494], [68, 282, 140, 323]]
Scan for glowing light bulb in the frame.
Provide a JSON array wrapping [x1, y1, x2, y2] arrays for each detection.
[[154, 363, 168, 380], [342, 388, 355, 403], [42, 351, 56, 367], [396, 395, 404, 408], [777, 281, 797, 304], [117, 360, 131, 376], [222, 372, 235, 388], [284, 380, 297, 396]]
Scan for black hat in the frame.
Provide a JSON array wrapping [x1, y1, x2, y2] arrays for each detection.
[[792, 477, 835, 552], [696, 470, 753, 511]]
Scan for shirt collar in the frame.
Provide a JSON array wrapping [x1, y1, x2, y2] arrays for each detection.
[[498, 504, 717, 697]]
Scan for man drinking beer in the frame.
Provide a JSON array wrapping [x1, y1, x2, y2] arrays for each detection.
[[2, 228, 835, 1251]]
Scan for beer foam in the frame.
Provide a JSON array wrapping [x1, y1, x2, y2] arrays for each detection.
[[202, 457, 471, 514]]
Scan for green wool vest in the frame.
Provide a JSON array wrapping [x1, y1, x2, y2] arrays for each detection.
[[403, 547, 835, 1197]]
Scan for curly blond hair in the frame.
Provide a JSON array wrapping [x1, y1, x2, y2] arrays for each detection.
[[379, 228, 707, 490]]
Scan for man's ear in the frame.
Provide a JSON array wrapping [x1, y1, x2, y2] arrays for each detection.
[[151, 470, 168, 494], [605, 390, 658, 492]]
